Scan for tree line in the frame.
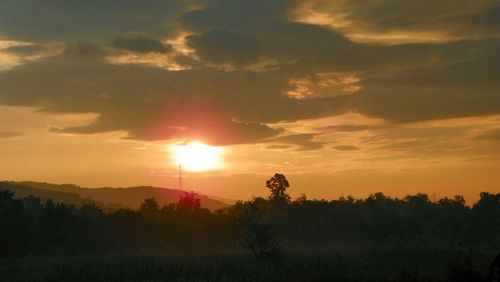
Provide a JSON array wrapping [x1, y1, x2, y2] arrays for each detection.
[[1, 174, 499, 259]]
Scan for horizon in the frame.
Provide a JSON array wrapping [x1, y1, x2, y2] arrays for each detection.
[[0, 177, 493, 205]]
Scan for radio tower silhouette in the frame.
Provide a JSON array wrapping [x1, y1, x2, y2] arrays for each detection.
[[179, 164, 183, 190]]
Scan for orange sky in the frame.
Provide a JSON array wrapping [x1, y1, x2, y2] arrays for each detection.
[[0, 0, 499, 203]]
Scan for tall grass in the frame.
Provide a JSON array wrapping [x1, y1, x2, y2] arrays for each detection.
[[0, 248, 494, 282]]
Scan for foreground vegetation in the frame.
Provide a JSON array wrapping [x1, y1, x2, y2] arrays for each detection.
[[1, 174, 499, 281], [0, 249, 495, 282]]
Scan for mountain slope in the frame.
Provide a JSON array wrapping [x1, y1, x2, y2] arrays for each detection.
[[0, 181, 228, 211], [0, 182, 90, 206]]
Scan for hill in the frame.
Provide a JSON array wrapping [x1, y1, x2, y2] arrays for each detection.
[[0, 181, 229, 211]]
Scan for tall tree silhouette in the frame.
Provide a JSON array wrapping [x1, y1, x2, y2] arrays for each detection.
[[177, 192, 201, 212], [266, 173, 291, 206], [0, 189, 29, 256], [233, 198, 281, 263], [140, 197, 160, 212]]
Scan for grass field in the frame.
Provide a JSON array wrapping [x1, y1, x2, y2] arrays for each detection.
[[0, 248, 495, 282]]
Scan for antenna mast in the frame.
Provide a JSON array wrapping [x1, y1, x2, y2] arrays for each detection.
[[179, 164, 183, 190]]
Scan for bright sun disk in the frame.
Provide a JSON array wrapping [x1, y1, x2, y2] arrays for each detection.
[[170, 141, 223, 172]]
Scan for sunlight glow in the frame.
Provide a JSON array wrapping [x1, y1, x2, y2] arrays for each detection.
[[170, 141, 224, 172]]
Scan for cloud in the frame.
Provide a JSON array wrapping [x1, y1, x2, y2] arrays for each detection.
[[286, 72, 361, 99], [0, 0, 498, 150], [475, 128, 500, 141], [180, 0, 500, 77], [112, 34, 173, 54], [0, 51, 296, 145], [172, 55, 203, 68], [353, 43, 500, 122], [292, 0, 500, 43], [1, 35, 498, 146], [268, 133, 325, 151], [181, 0, 294, 32], [4, 44, 47, 55], [323, 124, 381, 132], [0, 0, 188, 42], [180, 1, 365, 69], [0, 131, 23, 138], [265, 144, 294, 150], [62, 42, 105, 58], [333, 145, 358, 151], [0, 41, 57, 71], [186, 30, 262, 66]]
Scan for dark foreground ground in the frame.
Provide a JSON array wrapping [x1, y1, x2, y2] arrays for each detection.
[[2, 187, 499, 281], [0, 248, 496, 282]]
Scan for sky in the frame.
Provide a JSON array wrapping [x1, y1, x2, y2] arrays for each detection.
[[0, 0, 499, 203]]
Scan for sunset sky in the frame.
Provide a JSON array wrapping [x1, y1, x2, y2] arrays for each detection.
[[0, 0, 499, 203]]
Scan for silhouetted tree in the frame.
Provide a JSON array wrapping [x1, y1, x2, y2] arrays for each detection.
[[177, 192, 201, 212], [140, 197, 161, 222], [0, 189, 29, 256], [1, 183, 500, 273], [438, 195, 467, 209], [404, 193, 430, 206], [234, 198, 281, 263], [474, 192, 500, 211], [490, 253, 500, 282], [471, 192, 500, 244], [81, 203, 104, 217], [266, 173, 291, 206], [366, 192, 392, 207], [140, 197, 160, 212], [293, 193, 307, 205], [0, 189, 22, 214]]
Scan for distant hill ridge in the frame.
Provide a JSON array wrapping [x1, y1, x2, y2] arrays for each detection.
[[0, 181, 230, 211]]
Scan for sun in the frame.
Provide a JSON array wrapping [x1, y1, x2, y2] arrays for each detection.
[[170, 141, 224, 172]]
